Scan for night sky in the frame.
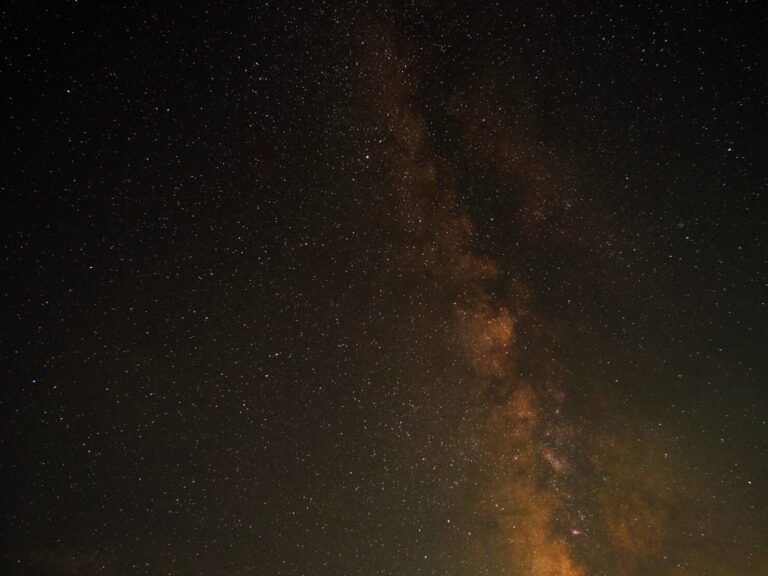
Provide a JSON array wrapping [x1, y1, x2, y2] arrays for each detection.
[[2, 2, 767, 575]]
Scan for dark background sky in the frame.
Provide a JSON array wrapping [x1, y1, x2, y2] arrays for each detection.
[[2, 2, 766, 575]]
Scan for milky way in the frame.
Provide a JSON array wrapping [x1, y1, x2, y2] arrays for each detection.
[[362, 29, 585, 574], [3, 3, 767, 575]]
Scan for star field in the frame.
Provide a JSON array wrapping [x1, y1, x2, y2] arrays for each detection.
[[2, 2, 767, 575]]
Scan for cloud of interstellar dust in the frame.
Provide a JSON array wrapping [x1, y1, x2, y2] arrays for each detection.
[[358, 24, 584, 576], [353, 15, 762, 576]]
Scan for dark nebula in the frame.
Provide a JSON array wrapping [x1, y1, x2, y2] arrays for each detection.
[[2, 2, 767, 575]]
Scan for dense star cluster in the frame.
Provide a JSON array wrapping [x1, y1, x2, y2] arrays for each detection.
[[2, 2, 767, 575]]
